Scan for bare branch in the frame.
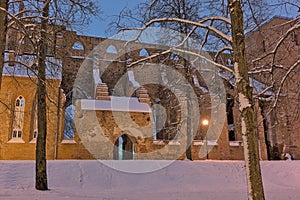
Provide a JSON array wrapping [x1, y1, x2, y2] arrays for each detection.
[[253, 22, 300, 63], [267, 59, 300, 115], [214, 46, 233, 61], [122, 17, 232, 43]]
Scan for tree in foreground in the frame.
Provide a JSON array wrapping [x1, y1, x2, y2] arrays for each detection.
[[0, 0, 9, 90], [228, 1, 264, 198], [115, 0, 277, 198], [2, 0, 99, 190]]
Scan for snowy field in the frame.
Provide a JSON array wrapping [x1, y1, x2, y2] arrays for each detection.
[[0, 160, 299, 200]]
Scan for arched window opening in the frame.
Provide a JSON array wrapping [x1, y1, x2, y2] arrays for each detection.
[[226, 95, 235, 141], [139, 48, 149, 57], [227, 58, 233, 66], [152, 106, 157, 140], [72, 41, 85, 50], [199, 58, 207, 64], [30, 62, 38, 71], [63, 104, 75, 139], [113, 135, 134, 160], [170, 52, 179, 61], [12, 96, 25, 138], [106, 44, 117, 54], [152, 103, 167, 140]]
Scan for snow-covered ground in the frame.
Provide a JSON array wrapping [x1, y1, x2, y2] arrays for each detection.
[[0, 160, 299, 200]]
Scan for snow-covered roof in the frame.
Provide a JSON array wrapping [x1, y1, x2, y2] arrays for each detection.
[[3, 52, 62, 79], [80, 96, 151, 113], [218, 70, 273, 95]]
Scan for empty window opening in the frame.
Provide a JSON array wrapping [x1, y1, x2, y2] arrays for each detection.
[[72, 41, 84, 50], [152, 106, 157, 140], [106, 45, 118, 54], [227, 58, 233, 66], [170, 52, 179, 61], [30, 62, 38, 71], [139, 48, 149, 57], [226, 95, 235, 141], [63, 104, 75, 139], [113, 135, 134, 160]]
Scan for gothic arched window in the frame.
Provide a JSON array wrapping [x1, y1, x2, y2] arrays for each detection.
[[106, 45, 118, 54], [12, 96, 25, 138], [139, 48, 149, 57]]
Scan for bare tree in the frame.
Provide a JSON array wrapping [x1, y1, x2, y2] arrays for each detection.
[[116, 0, 269, 198], [228, 0, 264, 198], [2, 0, 100, 191], [0, 0, 9, 90], [35, 0, 50, 190]]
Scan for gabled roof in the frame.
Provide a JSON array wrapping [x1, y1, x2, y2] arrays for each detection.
[[3, 52, 62, 79], [245, 16, 294, 38]]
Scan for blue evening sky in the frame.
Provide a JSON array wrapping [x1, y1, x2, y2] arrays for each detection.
[[78, 0, 298, 38], [77, 0, 144, 38]]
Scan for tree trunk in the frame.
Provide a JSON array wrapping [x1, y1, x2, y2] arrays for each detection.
[[36, 0, 50, 191], [228, 0, 265, 199], [0, 0, 8, 90]]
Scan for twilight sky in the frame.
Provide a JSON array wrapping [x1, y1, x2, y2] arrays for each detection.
[[78, 0, 298, 38], [76, 0, 143, 37]]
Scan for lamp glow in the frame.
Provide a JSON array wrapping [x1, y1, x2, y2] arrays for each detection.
[[202, 119, 209, 126]]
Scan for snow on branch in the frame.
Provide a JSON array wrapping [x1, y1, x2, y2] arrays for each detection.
[[121, 17, 232, 43], [214, 46, 233, 61], [272, 59, 300, 110], [252, 21, 300, 63]]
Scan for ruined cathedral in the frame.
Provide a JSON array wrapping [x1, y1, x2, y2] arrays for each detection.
[[0, 16, 298, 160]]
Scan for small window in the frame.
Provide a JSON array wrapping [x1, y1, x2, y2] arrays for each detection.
[[33, 130, 38, 139], [12, 130, 22, 138], [12, 130, 17, 138], [56, 33, 64, 38], [139, 48, 149, 57], [200, 58, 207, 64], [72, 41, 84, 50], [229, 130, 235, 141], [106, 45, 118, 54], [170, 52, 179, 61], [30, 62, 38, 71], [227, 58, 233, 66]]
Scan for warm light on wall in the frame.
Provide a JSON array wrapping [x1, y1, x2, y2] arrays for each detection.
[[202, 119, 209, 126]]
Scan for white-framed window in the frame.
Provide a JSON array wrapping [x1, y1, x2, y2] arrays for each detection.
[[12, 96, 25, 139]]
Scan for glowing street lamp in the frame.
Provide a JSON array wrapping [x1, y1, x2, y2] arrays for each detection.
[[202, 119, 209, 126], [202, 119, 209, 159]]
